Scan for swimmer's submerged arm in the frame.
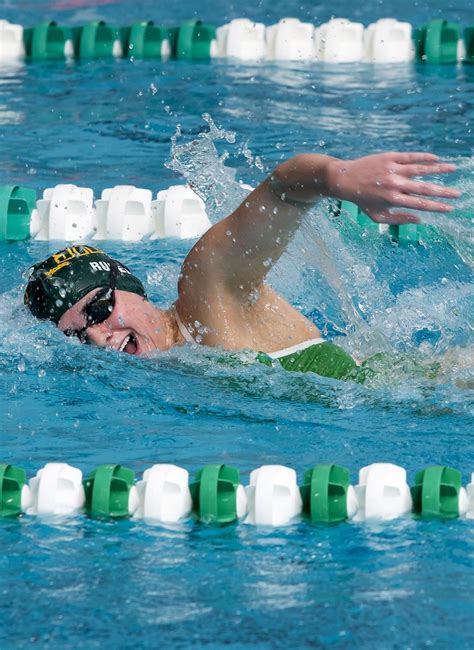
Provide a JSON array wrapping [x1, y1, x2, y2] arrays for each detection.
[[183, 152, 460, 299]]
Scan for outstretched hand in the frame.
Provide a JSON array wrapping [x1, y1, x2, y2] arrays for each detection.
[[329, 152, 461, 224]]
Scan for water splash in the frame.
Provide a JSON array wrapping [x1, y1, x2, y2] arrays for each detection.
[[165, 114, 473, 374], [165, 114, 248, 219]]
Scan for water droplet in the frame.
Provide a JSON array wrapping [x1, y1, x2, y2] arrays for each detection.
[[17, 360, 26, 372]]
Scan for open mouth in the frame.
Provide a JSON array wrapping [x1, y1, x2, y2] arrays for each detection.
[[119, 333, 138, 355]]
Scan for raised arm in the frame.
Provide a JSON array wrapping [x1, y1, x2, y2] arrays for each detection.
[[181, 151, 459, 300]]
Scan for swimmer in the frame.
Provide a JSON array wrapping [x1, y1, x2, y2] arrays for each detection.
[[24, 151, 461, 381]]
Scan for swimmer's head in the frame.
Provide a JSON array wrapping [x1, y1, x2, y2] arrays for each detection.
[[24, 245, 146, 324], [23, 246, 180, 355]]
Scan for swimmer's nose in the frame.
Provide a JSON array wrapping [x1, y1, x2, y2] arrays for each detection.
[[84, 322, 114, 347]]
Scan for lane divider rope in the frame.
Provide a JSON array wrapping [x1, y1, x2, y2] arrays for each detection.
[[1, 462, 473, 524], [0, 183, 212, 242], [2, 183, 470, 244], [0, 18, 473, 65]]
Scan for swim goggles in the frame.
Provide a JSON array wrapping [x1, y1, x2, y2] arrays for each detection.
[[65, 260, 118, 344]]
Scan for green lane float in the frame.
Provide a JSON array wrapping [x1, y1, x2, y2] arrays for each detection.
[[120, 21, 171, 59], [463, 27, 474, 63], [411, 466, 468, 519], [335, 199, 427, 244], [334, 200, 378, 231], [300, 464, 357, 524], [175, 20, 216, 60], [0, 185, 37, 241], [388, 223, 424, 245], [189, 464, 247, 524], [1, 461, 473, 525], [83, 464, 138, 518], [23, 21, 72, 60], [71, 21, 122, 59], [0, 464, 29, 517], [415, 19, 461, 64]]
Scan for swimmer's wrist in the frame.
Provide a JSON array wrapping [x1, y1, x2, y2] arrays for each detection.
[[325, 157, 351, 200], [272, 154, 340, 202]]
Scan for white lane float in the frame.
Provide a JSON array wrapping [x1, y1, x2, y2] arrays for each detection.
[[215, 19, 266, 60], [0, 20, 25, 62], [364, 19, 414, 63], [34, 184, 95, 241], [245, 464, 302, 526], [266, 18, 315, 61], [94, 185, 153, 241], [24, 184, 211, 241], [27, 463, 85, 515], [151, 185, 212, 239], [134, 464, 192, 522], [315, 18, 365, 63], [353, 463, 413, 521]]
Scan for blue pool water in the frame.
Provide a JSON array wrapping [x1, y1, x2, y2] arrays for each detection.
[[1, 0, 473, 648]]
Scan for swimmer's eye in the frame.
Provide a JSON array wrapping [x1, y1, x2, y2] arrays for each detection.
[[63, 262, 117, 345], [64, 327, 90, 344], [81, 286, 116, 328]]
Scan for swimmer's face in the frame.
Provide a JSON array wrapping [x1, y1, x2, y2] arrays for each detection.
[[58, 289, 172, 355]]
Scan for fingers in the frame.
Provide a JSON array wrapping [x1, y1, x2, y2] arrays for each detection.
[[386, 211, 422, 225], [397, 162, 457, 177], [390, 152, 440, 164], [366, 209, 420, 225], [390, 193, 454, 212], [400, 179, 461, 199]]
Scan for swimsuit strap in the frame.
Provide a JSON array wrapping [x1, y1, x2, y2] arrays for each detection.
[[174, 308, 196, 344], [267, 337, 325, 359]]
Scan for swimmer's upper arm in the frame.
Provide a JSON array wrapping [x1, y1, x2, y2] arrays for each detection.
[[182, 154, 335, 300], [180, 150, 459, 306]]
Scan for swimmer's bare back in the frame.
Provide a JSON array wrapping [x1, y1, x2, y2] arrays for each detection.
[[175, 152, 460, 353]]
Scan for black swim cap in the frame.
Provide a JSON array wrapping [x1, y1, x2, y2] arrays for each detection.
[[24, 245, 147, 324]]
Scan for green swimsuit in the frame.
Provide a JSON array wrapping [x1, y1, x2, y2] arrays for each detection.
[[256, 338, 360, 382], [257, 339, 441, 384], [175, 312, 439, 384]]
